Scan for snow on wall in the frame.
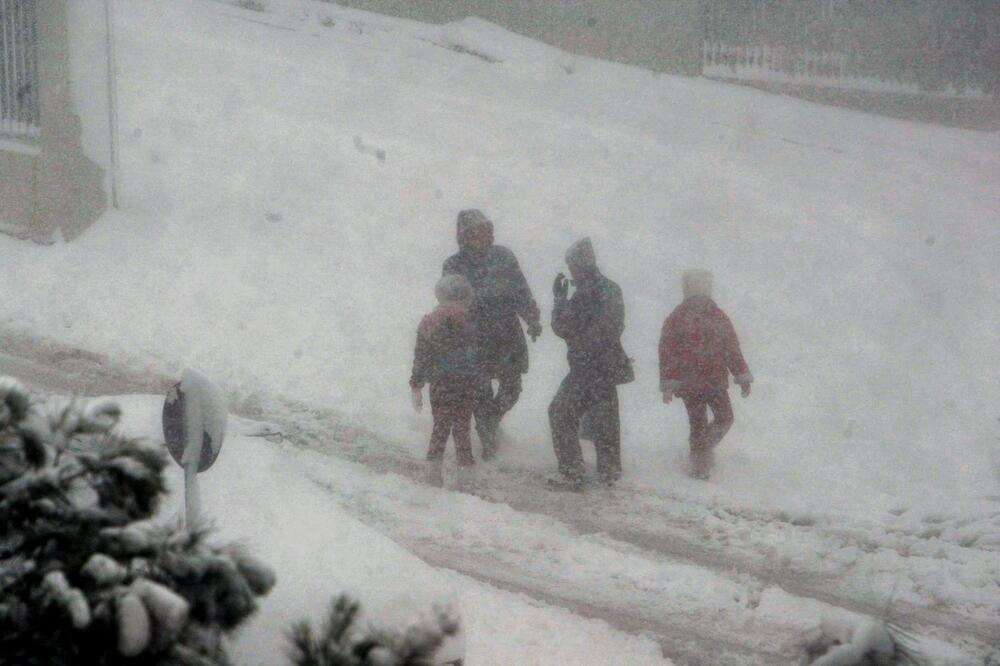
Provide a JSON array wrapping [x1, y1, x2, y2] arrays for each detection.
[[65, 0, 114, 195]]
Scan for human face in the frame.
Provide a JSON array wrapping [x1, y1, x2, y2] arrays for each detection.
[[460, 223, 489, 252]]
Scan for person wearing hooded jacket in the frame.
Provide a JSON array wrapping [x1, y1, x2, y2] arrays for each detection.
[[410, 274, 479, 489], [442, 209, 542, 459], [547, 238, 633, 491], [659, 270, 753, 479]]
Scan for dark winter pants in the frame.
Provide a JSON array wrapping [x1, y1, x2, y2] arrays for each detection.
[[428, 377, 477, 466], [681, 390, 733, 472], [548, 374, 621, 482], [473, 369, 522, 456]]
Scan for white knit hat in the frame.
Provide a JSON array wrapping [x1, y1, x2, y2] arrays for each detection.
[[682, 270, 713, 299], [435, 274, 474, 305]]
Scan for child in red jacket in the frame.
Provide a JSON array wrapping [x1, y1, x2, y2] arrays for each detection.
[[659, 270, 753, 479], [410, 274, 479, 489]]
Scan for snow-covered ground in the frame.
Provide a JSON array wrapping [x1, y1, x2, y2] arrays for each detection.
[[108, 393, 972, 665], [3, 351, 993, 662], [3, 0, 998, 514], [109, 394, 675, 666], [1, 0, 999, 662]]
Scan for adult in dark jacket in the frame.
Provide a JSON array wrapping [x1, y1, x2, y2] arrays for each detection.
[[547, 238, 632, 490], [442, 209, 541, 459]]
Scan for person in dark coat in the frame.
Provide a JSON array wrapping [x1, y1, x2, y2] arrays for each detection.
[[410, 274, 480, 489], [659, 270, 752, 479], [547, 238, 633, 490], [442, 209, 542, 459]]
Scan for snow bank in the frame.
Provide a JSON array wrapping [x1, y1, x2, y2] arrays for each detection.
[[436, 17, 579, 78], [1, 0, 998, 520]]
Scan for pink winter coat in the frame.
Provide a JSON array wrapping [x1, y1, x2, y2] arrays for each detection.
[[658, 297, 751, 395]]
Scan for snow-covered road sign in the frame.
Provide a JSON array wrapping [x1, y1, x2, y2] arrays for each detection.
[[162, 369, 227, 527], [162, 369, 227, 472]]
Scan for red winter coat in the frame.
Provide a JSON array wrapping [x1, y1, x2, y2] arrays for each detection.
[[410, 304, 479, 389], [658, 297, 750, 395]]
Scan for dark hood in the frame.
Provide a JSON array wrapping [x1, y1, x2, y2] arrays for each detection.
[[456, 209, 494, 251]]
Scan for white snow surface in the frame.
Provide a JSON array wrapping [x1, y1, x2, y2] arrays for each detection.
[[101, 393, 978, 665], [1, 0, 1000, 652], [114, 394, 674, 666], [2, 0, 996, 511]]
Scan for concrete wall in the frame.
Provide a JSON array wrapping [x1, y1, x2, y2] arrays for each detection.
[[0, 0, 108, 243], [334, 0, 705, 75]]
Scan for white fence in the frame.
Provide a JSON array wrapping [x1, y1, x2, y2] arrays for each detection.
[[702, 41, 988, 99], [0, 0, 40, 140]]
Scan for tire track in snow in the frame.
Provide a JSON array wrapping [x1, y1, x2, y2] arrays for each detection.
[[271, 408, 999, 662], [309, 472, 793, 666], [0, 337, 993, 662], [0, 343, 792, 664]]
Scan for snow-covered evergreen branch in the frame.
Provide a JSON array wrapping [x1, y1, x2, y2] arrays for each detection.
[[0, 378, 274, 666]]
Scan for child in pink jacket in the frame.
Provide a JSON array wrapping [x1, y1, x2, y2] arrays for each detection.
[[659, 270, 753, 479]]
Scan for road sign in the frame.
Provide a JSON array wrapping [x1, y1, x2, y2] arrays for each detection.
[[162, 369, 227, 526]]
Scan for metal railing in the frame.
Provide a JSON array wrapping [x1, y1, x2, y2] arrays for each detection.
[[702, 41, 990, 99], [0, 0, 40, 140]]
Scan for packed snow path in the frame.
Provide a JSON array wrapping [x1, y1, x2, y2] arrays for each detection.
[[279, 406, 1000, 663], [0, 340, 992, 664]]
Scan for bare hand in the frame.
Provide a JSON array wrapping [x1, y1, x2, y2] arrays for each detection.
[[661, 391, 673, 404], [740, 383, 751, 398], [411, 387, 423, 413]]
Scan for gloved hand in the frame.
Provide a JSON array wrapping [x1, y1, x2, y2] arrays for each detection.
[[734, 373, 753, 399], [733, 372, 753, 398], [660, 379, 681, 404], [553, 273, 569, 301], [410, 387, 423, 413], [527, 320, 542, 342]]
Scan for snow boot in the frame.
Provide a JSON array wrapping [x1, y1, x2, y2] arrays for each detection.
[[425, 459, 444, 487], [489, 424, 512, 459], [597, 471, 620, 488], [456, 464, 476, 492], [545, 472, 584, 492], [689, 448, 714, 480], [481, 439, 497, 461]]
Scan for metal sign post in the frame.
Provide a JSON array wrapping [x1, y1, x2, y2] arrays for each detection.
[[103, 0, 120, 209], [162, 369, 227, 528]]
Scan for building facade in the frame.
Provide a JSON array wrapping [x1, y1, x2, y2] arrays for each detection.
[[1, 0, 113, 243]]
